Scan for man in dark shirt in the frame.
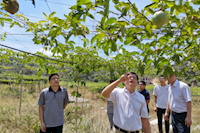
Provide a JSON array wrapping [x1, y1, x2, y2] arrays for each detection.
[[138, 81, 150, 113]]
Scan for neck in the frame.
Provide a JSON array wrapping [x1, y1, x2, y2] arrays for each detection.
[[170, 79, 176, 86], [160, 83, 166, 86], [126, 85, 135, 94], [51, 85, 59, 91], [140, 88, 145, 91]]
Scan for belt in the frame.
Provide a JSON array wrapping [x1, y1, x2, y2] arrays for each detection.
[[172, 111, 187, 115], [114, 125, 139, 133]]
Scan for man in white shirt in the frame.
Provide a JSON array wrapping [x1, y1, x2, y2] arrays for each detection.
[[102, 72, 150, 133], [153, 75, 169, 133], [164, 74, 192, 133]]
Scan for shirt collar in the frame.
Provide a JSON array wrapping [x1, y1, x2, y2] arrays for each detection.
[[123, 87, 136, 95], [139, 88, 146, 93], [171, 79, 179, 87], [49, 86, 62, 92]]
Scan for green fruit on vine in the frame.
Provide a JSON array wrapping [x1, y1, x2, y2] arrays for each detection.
[[152, 10, 168, 27], [2, 0, 19, 14]]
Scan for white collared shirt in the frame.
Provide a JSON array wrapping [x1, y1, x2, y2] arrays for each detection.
[[108, 87, 148, 131], [153, 84, 169, 109], [168, 80, 192, 113]]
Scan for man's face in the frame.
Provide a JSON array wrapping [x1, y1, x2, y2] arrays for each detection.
[[159, 76, 166, 83], [124, 73, 138, 86], [166, 74, 174, 83], [49, 75, 60, 86], [139, 82, 145, 90]]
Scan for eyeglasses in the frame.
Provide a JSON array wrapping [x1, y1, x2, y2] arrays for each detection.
[[51, 78, 59, 80], [139, 84, 144, 86], [128, 76, 137, 80]]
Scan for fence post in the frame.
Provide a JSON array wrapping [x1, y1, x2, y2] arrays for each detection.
[[12, 76, 14, 90], [9, 77, 11, 90], [66, 77, 69, 90], [19, 71, 24, 114]]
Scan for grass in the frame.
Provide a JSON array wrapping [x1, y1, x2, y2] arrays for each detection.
[[0, 83, 200, 133]]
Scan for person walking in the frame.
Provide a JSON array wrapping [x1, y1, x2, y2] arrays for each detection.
[[153, 75, 170, 133], [105, 80, 115, 130], [38, 73, 69, 133], [102, 72, 150, 133], [138, 81, 150, 113], [164, 73, 192, 133]]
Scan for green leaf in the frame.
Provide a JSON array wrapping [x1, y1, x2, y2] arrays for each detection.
[[104, 0, 109, 17], [121, 26, 125, 37], [0, 18, 12, 23], [174, 9, 180, 16], [147, 8, 155, 15], [87, 13, 94, 19], [77, 0, 84, 6], [71, 91, 76, 97], [111, 40, 117, 52], [144, 2, 156, 9], [112, 0, 119, 4], [151, 0, 159, 2], [91, 33, 99, 44], [145, 22, 151, 34], [105, 17, 117, 25], [166, 1, 175, 7], [43, 12, 49, 21], [131, 3, 138, 15], [101, 17, 106, 29], [49, 12, 56, 18]]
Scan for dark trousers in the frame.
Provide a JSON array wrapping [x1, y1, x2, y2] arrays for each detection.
[[157, 108, 170, 133], [40, 125, 63, 133], [171, 112, 190, 133]]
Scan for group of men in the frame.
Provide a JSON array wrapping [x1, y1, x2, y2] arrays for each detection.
[[37, 72, 192, 133], [103, 72, 192, 133]]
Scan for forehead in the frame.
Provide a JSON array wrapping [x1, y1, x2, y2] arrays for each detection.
[[127, 73, 137, 77], [50, 75, 59, 78]]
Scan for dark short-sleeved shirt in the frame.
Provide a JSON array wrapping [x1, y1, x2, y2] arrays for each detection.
[[138, 89, 150, 113], [37, 86, 69, 127]]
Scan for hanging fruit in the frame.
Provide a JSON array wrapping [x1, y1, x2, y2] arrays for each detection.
[[152, 10, 168, 27], [1, 0, 19, 14]]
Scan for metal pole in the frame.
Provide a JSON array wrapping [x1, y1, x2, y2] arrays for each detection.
[[19, 71, 24, 114]]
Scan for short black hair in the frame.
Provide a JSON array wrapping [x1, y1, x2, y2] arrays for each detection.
[[139, 81, 146, 86], [109, 79, 114, 83], [159, 75, 164, 78], [128, 72, 138, 81], [49, 73, 59, 81]]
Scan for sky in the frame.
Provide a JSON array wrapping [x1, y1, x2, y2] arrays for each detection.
[[0, 0, 155, 58], [0, 0, 197, 59]]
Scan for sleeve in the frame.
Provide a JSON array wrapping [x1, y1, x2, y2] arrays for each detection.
[[38, 91, 45, 105], [146, 91, 150, 100], [182, 84, 192, 102], [107, 88, 118, 104], [64, 89, 69, 103], [140, 96, 149, 118], [153, 86, 157, 96]]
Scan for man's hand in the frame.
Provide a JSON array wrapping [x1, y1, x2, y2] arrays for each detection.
[[41, 122, 46, 132], [154, 106, 157, 112], [119, 73, 129, 83], [185, 117, 192, 127], [164, 113, 169, 121]]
